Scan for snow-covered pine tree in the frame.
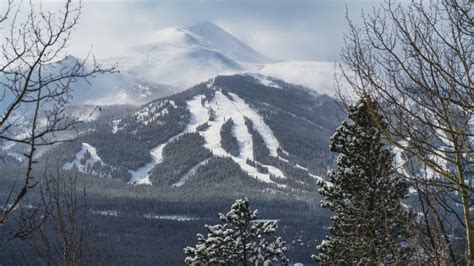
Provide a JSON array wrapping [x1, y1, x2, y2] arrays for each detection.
[[184, 198, 288, 265], [313, 98, 412, 264]]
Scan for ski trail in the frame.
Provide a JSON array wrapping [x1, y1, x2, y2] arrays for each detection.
[[129, 95, 209, 185], [199, 91, 284, 184], [172, 158, 211, 187], [226, 92, 281, 157], [131, 90, 298, 187]]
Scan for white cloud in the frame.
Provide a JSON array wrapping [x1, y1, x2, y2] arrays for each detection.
[[2, 0, 384, 61]]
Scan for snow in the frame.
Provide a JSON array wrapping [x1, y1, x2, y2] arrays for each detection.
[[66, 21, 345, 106], [1, 141, 15, 152], [91, 90, 137, 106], [73, 23, 248, 104], [392, 140, 450, 181], [111, 26, 243, 88], [68, 105, 100, 122], [129, 96, 209, 185], [393, 145, 406, 170], [92, 209, 199, 221], [258, 61, 345, 96], [63, 143, 109, 177], [254, 219, 280, 223], [256, 76, 281, 89], [246, 73, 282, 89], [425, 154, 449, 180], [8, 152, 24, 162], [128, 145, 159, 185], [294, 164, 325, 183], [295, 164, 308, 171], [308, 173, 325, 183], [83, 79, 179, 107], [93, 210, 119, 217], [225, 92, 281, 157], [133, 100, 176, 126], [186, 96, 210, 131], [111, 119, 122, 134], [185, 21, 268, 64], [199, 90, 285, 183], [393, 140, 437, 192], [131, 90, 288, 186], [172, 158, 211, 188], [143, 214, 199, 221], [214, 93, 255, 160], [392, 141, 412, 184], [128, 79, 323, 187], [129, 168, 153, 185]]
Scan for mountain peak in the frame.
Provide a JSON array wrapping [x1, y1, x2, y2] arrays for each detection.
[[186, 21, 223, 33], [185, 21, 270, 64]]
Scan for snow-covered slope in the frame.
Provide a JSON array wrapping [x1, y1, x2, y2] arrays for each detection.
[[122, 22, 340, 94], [128, 97, 207, 185], [62, 22, 343, 106], [199, 90, 286, 183], [85, 81, 179, 106], [129, 89, 287, 186], [186, 21, 269, 63], [63, 143, 111, 178], [257, 61, 341, 97], [5, 21, 345, 109], [59, 74, 340, 191], [129, 90, 287, 186], [109, 25, 244, 88]]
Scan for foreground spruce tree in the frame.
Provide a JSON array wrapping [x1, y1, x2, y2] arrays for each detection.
[[184, 198, 288, 265], [313, 98, 412, 264]]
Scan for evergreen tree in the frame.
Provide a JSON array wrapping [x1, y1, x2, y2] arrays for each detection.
[[313, 98, 412, 264], [184, 198, 288, 265]]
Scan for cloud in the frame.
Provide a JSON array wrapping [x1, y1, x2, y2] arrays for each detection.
[[4, 0, 383, 61]]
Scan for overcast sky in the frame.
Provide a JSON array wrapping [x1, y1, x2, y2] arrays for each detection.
[[5, 0, 383, 62]]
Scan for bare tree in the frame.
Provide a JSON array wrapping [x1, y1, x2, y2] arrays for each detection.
[[340, 0, 473, 262], [16, 168, 97, 265], [407, 164, 463, 263], [0, 0, 112, 235]]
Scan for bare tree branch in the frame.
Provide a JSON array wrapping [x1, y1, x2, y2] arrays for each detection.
[[341, 0, 473, 262], [0, 0, 114, 242]]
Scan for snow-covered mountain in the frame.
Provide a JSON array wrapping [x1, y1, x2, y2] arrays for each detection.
[[1, 22, 345, 171], [65, 21, 341, 106], [186, 21, 270, 64], [104, 22, 259, 88], [47, 74, 343, 191], [257, 61, 341, 96]]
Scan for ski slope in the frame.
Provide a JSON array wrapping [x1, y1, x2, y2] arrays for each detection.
[[130, 90, 289, 186], [129, 95, 209, 185], [64, 143, 110, 178]]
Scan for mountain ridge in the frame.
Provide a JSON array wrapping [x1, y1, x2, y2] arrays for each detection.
[[185, 21, 270, 64], [45, 74, 343, 192], [63, 21, 341, 106]]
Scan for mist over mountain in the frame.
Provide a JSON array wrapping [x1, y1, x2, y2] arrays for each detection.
[[63, 21, 340, 106], [186, 21, 270, 64]]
